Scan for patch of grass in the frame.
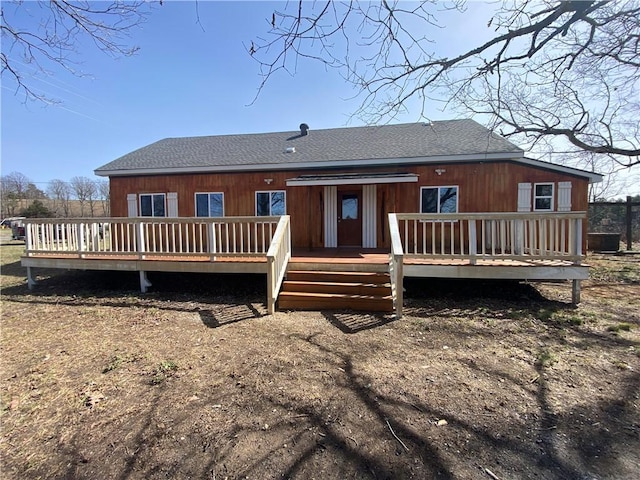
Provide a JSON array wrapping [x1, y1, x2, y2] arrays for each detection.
[[589, 256, 640, 283], [507, 309, 528, 320], [553, 312, 585, 326], [159, 360, 178, 372], [606, 323, 633, 333], [410, 318, 431, 331], [150, 360, 178, 385], [535, 309, 554, 322], [613, 360, 631, 370], [536, 349, 557, 368], [102, 353, 140, 374]]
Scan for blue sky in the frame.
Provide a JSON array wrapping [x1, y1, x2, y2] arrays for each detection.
[[2, 1, 637, 196], [1, 1, 488, 187]]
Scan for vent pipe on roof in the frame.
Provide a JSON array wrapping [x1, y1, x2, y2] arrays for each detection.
[[299, 123, 309, 136]]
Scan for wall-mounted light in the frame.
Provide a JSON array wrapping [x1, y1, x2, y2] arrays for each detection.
[[435, 168, 446, 176], [264, 178, 273, 185]]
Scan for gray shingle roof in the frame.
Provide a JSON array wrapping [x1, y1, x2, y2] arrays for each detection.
[[95, 119, 524, 175]]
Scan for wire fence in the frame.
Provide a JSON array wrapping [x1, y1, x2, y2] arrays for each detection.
[[588, 196, 640, 250]]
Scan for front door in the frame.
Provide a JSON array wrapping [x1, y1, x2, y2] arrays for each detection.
[[337, 189, 362, 247]]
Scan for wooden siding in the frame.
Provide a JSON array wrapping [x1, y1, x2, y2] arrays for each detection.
[[109, 161, 591, 250]]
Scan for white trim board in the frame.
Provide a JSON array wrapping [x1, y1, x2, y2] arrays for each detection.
[[287, 173, 418, 186]]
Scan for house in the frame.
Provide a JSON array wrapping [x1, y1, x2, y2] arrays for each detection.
[[94, 119, 601, 249], [22, 120, 603, 316]]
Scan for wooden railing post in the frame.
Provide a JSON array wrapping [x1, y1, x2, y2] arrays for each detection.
[[388, 213, 405, 319], [24, 223, 33, 257], [77, 223, 86, 258], [574, 217, 583, 264], [136, 220, 145, 260], [207, 221, 217, 259], [468, 219, 477, 265]]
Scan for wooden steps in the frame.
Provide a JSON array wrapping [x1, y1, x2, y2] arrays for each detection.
[[278, 270, 393, 312]]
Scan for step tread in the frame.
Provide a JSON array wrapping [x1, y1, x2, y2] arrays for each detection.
[[283, 280, 391, 288], [286, 271, 390, 284], [279, 291, 393, 300], [287, 270, 389, 276]]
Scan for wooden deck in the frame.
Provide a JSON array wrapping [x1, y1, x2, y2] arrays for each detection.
[[20, 213, 589, 316]]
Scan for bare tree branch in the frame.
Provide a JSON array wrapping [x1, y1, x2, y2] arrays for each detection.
[[1, 1, 153, 103], [250, 0, 640, 167]]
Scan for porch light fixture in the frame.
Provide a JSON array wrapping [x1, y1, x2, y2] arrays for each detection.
[[264, 178, 273, 184], [435, 168, 446, 176]]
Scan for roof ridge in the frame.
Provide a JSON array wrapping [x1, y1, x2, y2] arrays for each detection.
[[159, 119, 474, 142]]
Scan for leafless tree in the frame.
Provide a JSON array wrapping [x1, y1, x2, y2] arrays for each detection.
[[1, 1, 153, 103], [47, 179, 72, 217], [70, 176, 96, 217], [1, 171, 31, 197], [1, 171, 32, 216], [97, 180, 110, 216], [250, 1, 640, 169]]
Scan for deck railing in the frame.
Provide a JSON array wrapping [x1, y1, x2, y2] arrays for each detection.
[[388, 212, 586, 318], [390, 212, 585, 263], [24, 216, 284, 259], [24, 216, 292, 314], [266, 215, 292, 314]]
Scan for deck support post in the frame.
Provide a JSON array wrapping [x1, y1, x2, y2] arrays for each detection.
[[571, 279, 581, 305], [395, 256, 404, 319], [139, 271, 152, 293], [267, 257, 275, 315], [26, 266, 37, 290]]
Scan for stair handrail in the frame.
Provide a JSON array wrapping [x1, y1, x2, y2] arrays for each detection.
[[266, 215, 291, 314], [388, 213, 404, 319]]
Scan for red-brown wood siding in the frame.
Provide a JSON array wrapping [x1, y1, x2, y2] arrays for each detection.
[[108, 161, 591, 249]]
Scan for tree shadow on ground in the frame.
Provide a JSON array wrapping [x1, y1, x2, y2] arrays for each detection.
[[404, 277, 573, 313], [0, 259, 26, 277], [2, 269, 269, 326], [321, 311, 395, 333]]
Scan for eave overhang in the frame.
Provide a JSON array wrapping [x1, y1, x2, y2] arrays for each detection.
[[519, 157, 604, 184]]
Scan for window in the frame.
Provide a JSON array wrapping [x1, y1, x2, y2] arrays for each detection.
[[195, 192, 224, 217], [256, 191, 286, 216], [534, 183, 554, 211], [140, 193, 166, 217], [341, 194, 358, 219], [420, 186, 458, 213]]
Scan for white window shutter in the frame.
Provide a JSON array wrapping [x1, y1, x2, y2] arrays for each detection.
[[127, 194, 138, 217], [558, 182, 572, 211], [167, 192, 178, 217], [517, 183, 532, 212]]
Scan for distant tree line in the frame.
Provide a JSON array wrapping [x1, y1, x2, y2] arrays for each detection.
[[0, 171, 109, 218]]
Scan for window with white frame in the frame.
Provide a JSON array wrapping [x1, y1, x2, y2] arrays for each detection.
[[256, 191, 286, 216], [533, 183, 554, 211], [195, 192, 224, 217], [420, 186, 458, 213], [139, 193, 166, 217]]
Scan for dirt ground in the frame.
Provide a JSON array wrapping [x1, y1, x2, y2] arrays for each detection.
[[1, 236, 638, 480]]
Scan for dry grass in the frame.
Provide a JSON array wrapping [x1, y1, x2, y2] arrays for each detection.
[[1, 234, 639, 479]]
